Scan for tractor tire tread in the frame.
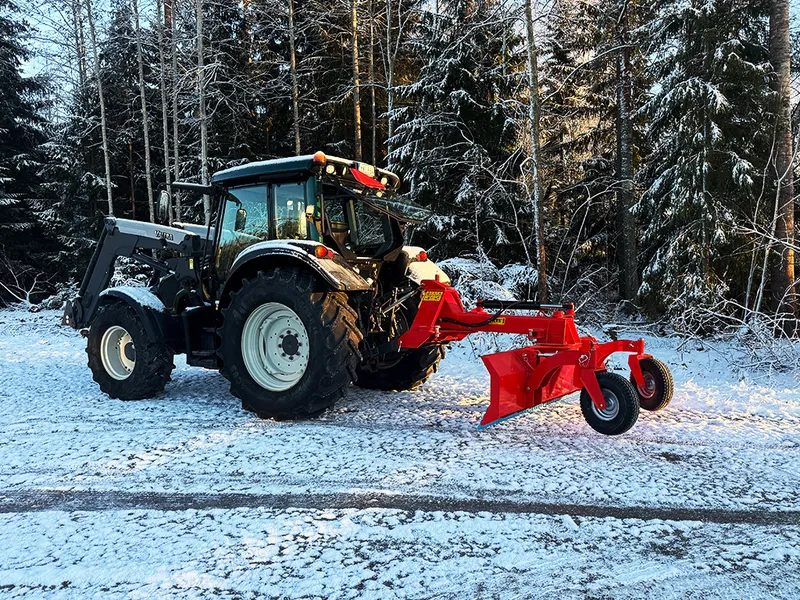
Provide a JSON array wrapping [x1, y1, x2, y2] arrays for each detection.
[[356, 345, 446, 391]]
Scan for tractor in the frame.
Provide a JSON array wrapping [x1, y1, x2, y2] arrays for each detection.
[[64, 151, 672, 435]]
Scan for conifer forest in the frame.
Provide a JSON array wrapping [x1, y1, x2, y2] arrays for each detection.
[[1, 0, 798, 333]]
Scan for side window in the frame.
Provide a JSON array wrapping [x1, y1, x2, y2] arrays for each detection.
[[353, 201, 386, 249], [273, 182, 307, 240], [216, 185, 268, 278]]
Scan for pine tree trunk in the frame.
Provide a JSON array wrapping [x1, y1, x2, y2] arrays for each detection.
[[351, 0, 362, 161], [368, 0, 376, 165], [157, 0, 173, 223], [133, 0, 155, 223], [197, 0, 211, 225], [288, 0, 301, 154], [171, 0, 182, 220], [85, 0, 114, 217], [524, 0, 547, 302], [769, 0, 796, 315], [615, 7, 638, 301]]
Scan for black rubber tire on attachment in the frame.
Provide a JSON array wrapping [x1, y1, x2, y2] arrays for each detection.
[[218, 268, 363, 419], [355, 344, 446, 391], [87, 302, 175, 400], [580, 371, 640, 436], [630, 357, 674, 411]]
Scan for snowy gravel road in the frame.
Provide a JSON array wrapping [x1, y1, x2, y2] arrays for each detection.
[[1, 309, 799, 598]]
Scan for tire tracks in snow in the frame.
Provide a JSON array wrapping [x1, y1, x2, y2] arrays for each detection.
[[0, 488, 795, 526]]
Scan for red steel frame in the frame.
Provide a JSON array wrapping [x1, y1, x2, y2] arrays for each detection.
[[399, 277, 650, 427]]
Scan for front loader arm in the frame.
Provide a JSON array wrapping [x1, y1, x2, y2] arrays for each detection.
[[63, 217, 205, 329]]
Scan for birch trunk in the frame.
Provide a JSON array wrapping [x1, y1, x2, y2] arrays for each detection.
[[368, 0, 376, 165], [524, 0, 547, 301], [171, 0, 182, 220], [129, 140, 136, 219], [769, 0, 796, 315], [197, 0, 211, 225], [385, 0, 394, 154], [351, 0, 362, 161], [615, 6, 638, 300], [71, 0, 86, 86], [288, 0, 301, 153], [133, 0, 155, 223], [85, 0, 114, 216], [157, 0, 173, 223]]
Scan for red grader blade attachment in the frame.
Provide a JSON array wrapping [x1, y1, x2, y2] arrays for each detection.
[[399, 277, 670, 434]]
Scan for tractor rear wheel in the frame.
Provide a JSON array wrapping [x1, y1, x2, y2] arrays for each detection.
[[218, 268, 362, 419], [355, 290, 445, 391], [355, 345, 445, 391], [580, 371, 639, 435], [87, 302, 175, 400], [631, 357, 673, 411]]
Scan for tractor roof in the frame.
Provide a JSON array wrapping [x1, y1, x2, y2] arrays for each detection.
[[211, 153, 401, 189], [211, 155, 318, 184]]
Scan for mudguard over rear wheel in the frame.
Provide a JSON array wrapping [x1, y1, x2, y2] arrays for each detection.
[[580, 371, 640, 435], [87, 303, 175, 400], [218, 268, 362, 419]]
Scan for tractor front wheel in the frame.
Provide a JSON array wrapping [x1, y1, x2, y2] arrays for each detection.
[[87, 302, 175, 400], [218, 268, 362, 419], [580, 371, 640, 435], [631, 357, 673, 411]]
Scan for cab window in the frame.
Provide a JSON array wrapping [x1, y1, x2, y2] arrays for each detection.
[[273, 181, 308, 240], [216, 185, 268, 278], [321, 182, 389, 255]]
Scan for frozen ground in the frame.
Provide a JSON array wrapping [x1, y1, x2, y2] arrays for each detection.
[[0, 308, 799, 598]]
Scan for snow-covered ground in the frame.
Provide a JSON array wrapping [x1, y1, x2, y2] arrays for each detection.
[[1, 309, 799, 598]]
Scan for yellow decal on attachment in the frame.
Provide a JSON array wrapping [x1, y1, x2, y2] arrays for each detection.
[[490, 317, 506, 326], [421, 291, 444, 302]]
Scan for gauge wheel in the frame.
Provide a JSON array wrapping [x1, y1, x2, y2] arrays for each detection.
[[580, 371, 640, 435], [630, 357, 673, 411]]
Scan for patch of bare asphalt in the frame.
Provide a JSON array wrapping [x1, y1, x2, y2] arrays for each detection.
[[0, 489, 795, 526]]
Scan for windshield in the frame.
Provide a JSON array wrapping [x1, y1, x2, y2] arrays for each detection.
[[328, 178, 432, 224]]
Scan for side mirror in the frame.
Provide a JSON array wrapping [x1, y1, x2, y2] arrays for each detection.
[[305, 205, 315, 219], [235, 208, 247, 232], [157, 190, 171, 223]]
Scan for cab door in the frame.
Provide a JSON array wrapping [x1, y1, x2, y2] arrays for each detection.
[[215, 184, 269, 281]]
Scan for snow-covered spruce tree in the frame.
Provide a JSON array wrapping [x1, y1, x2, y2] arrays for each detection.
[[388, 0, 524, 262], [0, 0, 48, 269], [637, 0, 773, 317]]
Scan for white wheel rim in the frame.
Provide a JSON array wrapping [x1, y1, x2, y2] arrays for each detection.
[[100, 325, 135, 380], [241, 302, 310, 391], [591, 389, 620, 421]]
